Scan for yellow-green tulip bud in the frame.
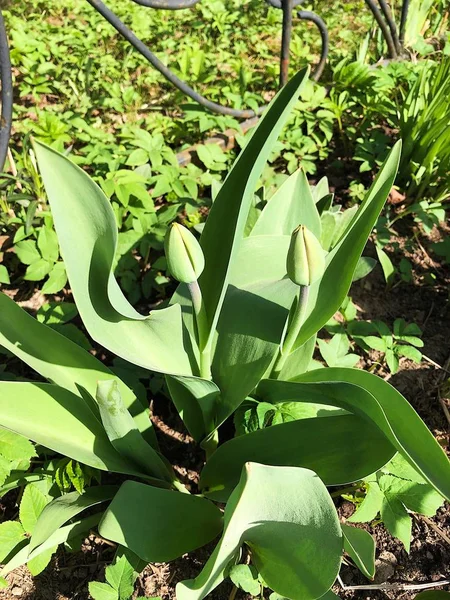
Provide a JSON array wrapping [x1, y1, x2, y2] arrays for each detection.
[[286, 225, 325, 286], [164, 223, 205, 284]]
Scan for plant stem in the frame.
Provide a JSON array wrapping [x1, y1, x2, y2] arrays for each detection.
[[202, 429, 219, 460], [188, 280, 211, 379], [172, 478, 190, 494], [271, 286, 310, 379]]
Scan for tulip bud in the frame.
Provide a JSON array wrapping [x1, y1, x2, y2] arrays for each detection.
[[286, 225, 325, 286], [164, 223, 205, 284]]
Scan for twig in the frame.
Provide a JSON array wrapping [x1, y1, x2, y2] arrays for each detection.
[[438, 394, 450, 427], [438, 354, 450, 427], [422, 354, 448, 372], [418, 514, 450, 545], [422, 301, 434, 331], [338, 577, 450, 591], [90, 531, 116, 548], [228, 585, 238, 600]]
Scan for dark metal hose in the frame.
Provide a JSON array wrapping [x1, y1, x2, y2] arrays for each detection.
[[0, 10, 12, 172]]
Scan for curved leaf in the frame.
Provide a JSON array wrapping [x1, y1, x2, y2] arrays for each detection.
[[29, 486, 117, 554], [212, 236, 297, 426], [0, 293, 155, 446], [342, 524, 375, 580], [257, 368, 450, 501], [33, 141, 192, 377], [177, 463, 342, 600], [166, 375, 221, 441], [96, 381, 173, 482], [250, 168, 321, 238], [294, 141, 401, 350], [0, 514, 101, 577], [0, 382, 150, 479], [98, 480, 223, 562], [200, 414, 394, 502], [198, 68, 309, 347]]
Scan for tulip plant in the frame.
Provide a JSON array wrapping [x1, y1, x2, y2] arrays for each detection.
[[0, 67, 449, 599]]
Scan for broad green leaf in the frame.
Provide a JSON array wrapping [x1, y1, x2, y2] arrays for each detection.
[[98, 480, 223, 562], [166, 376, 221, 442], [250, 168, 321, 238], [29, 486, 117, 554], [350, 468, 444, 552], [24, 258, 52, 281], [352, 256, 376, 281], [0, 522, 26, 563], [37, 226, 59, 263], [258, 368, 450, 501], [96, 381, 172, 483], [0, 293, 155, 446], [229, 564, 260, 596], [212, 235, 297, 426], [0, 514, 101, 577], [15, 239, 40, 265], [33, 140, 191, 377], [89, 582, 118, 600], [20, 484, 48, 534], [198, 68, 309, 348], [0, 473, 50, 499], [27, 546, 56, 576], [0, 265, 10, 284], [348, 479, 383, 523], [178, 463, 342, 600], [41, 261, 67, 294], [342, 524, 375, 580], [294, 142, 401, 349], [0, 382, 150, 478], [200, 414, 394, 502], [0, 429, 36, 463], [105, 554, 135, 599], [379, 485, 412, 551], [375, 245, 395, 286]]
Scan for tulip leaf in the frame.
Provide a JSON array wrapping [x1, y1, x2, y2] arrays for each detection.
[[33, 140, 192, 377], [0, 514, 101, 577], [257, 368, 450, 501], [341, 524, 375, 580], [177, 463, 342, 600], [200, 414, 394, 502], [98, 480, 223, 562], [0, 292, 156, 447], [166, 375, 221, 442], [198, 68, 309, 348], [0, 382, 150, 479], [294, 141, 401, 349], [96, 381, 173, 483], [29, 486, 118, 554], [250, 168, 321, 238], [212, 236, 297, 426]]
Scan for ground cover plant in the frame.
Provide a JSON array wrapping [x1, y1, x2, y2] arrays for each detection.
[[0, 66, 449, 600]]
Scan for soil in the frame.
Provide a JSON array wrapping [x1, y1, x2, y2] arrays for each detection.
[[0, 216, 449, 600]]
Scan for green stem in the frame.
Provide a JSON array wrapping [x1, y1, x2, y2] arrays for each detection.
[[330, 484, 361, 498], [202, 429, 219, 460], [271, 285, 310, 379], [188, 280, 211, 379], [172, 479, 191, 494]]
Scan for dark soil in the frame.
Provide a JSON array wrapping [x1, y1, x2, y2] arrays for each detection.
[[0, 217, 449, 600]]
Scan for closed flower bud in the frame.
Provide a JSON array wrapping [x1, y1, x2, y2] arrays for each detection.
[[164, 223, 205, 284], [286, 225, 325, 286]]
